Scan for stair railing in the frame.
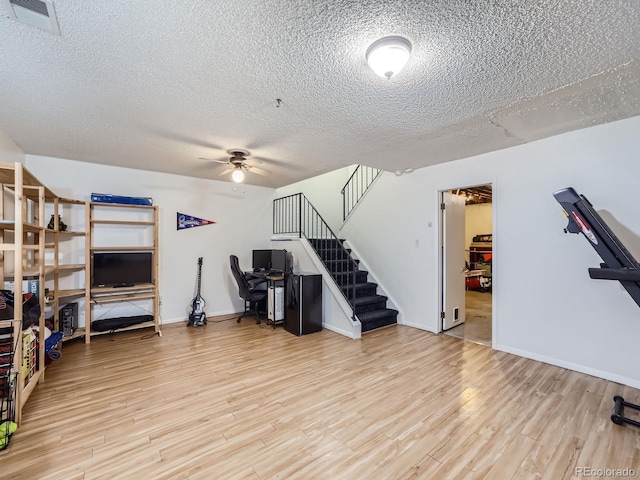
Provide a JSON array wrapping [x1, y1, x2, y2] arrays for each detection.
[[341, 165, 382, 221], [273, 193, 358, 320]]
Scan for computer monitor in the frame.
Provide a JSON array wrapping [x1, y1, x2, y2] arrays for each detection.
[[252, 249, 272, 271], [270, 249, 287, 272]]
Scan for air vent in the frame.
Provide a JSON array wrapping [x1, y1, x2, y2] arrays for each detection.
[[2, 0, 61, 35]]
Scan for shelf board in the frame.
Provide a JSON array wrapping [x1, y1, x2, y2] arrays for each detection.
[[0, 221, 43, 233], [56, 288, 86, 299], [90, 246, 154, 251], [91, 202, 154, 209], [91, 283, 155, 294], [58, 264, 85, 271], [91, 292, 156, 304], [91, 220, 155, 226], [89, 321, 156, 337], [62, 328, 86, 342], [6, 265, 56, 277], [58, 231, 86, 236], [59, 198, 85, 205]]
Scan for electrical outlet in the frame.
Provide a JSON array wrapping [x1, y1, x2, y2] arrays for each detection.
[[415, 239, 420, 247]]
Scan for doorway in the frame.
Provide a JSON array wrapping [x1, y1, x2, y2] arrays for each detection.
[[440, 184, 493, 346]]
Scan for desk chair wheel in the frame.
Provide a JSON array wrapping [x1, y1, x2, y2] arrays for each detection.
[[236, 318, 241, 323], [256, 319, 261, 325]]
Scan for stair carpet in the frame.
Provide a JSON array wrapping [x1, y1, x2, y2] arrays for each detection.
[[309, 238, 398, 332]]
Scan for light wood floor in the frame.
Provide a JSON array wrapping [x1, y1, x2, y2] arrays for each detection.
[[2, 315, 640, 480]]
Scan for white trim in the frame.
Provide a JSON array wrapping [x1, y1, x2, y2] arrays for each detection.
[[495, 343, 640, 390]]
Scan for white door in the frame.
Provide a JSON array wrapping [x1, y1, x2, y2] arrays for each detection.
[[441, 192, 466, 331]]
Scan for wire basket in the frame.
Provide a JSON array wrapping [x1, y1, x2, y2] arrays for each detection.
[[0, 320, 18, 450]]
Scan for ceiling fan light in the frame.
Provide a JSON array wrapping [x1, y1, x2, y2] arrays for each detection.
[[366, 36, 412, 79], [231, 168, 244, 183]]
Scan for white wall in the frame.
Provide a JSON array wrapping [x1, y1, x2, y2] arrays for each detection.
[[25, 155, 275, 326], [275, 165, 356, 233], [0, 128, 24, 164], [340, 115, 640, 388]]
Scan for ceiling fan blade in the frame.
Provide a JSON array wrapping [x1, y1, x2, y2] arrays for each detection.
[[245, 165, 270, 176], [199, 157, 230, 165], [218, 167, 235, 176]]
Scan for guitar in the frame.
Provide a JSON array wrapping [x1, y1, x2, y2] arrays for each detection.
[[188, 257, 207, 326]]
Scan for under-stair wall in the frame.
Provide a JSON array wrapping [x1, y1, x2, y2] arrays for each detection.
[[271, 237, 361, 338]]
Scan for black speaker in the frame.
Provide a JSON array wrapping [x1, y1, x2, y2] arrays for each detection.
[[61, 303, 78, 337]]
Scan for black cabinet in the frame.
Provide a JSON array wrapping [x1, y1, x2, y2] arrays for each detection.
[[285, 274, 322, 336]]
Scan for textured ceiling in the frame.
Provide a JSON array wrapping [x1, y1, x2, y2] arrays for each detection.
[[1, 0, 639, 188]]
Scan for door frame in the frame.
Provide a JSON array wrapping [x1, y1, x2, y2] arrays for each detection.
[[437, 182, 496, 346]]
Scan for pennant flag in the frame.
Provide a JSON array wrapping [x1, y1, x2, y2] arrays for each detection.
[[177, 212, 216, 231]]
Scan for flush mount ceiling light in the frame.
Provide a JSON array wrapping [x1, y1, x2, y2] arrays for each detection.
[[231, 167, 245, 183], [366, 36, 412, 79]]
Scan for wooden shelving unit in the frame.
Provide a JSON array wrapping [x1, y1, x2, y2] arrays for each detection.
[[85, 202, 159, 343], [47, 197, 88, 341], [0, 161, 54, 425]]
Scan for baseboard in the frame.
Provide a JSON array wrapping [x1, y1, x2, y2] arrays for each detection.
[[401, 321, 437, 334], [323, 323, 360, 339], [494, 343, 640, 390]]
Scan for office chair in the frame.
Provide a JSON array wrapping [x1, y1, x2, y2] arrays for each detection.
[[230, 255, 268, 324]]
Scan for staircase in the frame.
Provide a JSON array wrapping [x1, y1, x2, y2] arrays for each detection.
[[273, 191, 398, 333], [309, 239, 398, 332], [342, 165, 382, 221]]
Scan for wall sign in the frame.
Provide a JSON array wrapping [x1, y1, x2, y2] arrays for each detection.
[[177, 212, 216, 231]]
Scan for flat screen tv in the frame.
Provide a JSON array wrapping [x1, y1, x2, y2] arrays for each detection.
[[92, 252, 153, 288]]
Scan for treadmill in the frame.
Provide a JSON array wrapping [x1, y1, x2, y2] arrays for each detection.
[[554, 187, 640, 428]]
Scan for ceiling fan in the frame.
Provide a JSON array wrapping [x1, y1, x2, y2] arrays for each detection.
[[199, 149, 270, 183]]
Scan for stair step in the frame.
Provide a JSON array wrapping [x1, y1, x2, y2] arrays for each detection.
[[314, 248, 352, 260], [332, 270, 369, 286], [323, 259, 360, 271], [309, 238, 347, 249], [341, 282, 378, 299], [358, 309, 399, 332], [353, 294, 388, 314]]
